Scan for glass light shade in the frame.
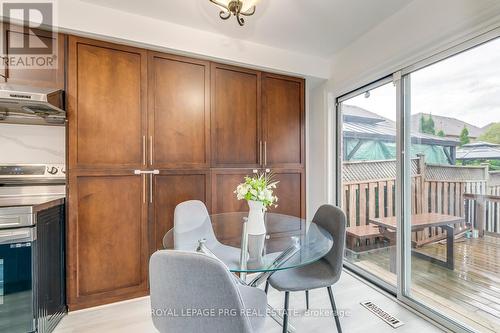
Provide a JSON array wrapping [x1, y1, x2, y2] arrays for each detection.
[[214, 0, 259, 13]]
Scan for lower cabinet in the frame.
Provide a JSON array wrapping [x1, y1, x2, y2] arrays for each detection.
[[67, 172, 149, 310], [151, 170, 210, 251], [211, 168, 305, 230]]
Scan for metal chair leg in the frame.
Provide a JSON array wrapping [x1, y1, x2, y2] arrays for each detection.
[[283, 291, 290, 333], [265, 280, 269, 294], [305, 290, 309, 310], [327, 286, 342, 333]]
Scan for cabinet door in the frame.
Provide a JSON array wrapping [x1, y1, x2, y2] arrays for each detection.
[[271, 169, 305, 219], [211, 169, 258, 213], [262, 74, 305, 168], [152, 171, 210, 251], [2, 24, 65, 89], [211, 64, 261, 167], [67, 36, 147, 169], [67, 172, 148, 310], [148, 53, 210, 169]]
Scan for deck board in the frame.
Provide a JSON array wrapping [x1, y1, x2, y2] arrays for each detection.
[[349, 236, 500, 332]]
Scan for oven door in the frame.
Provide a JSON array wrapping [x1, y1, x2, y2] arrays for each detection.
[[0, 227, 35, 333]]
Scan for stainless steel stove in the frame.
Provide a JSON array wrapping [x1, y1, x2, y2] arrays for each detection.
[[0, 163, 66, 333]]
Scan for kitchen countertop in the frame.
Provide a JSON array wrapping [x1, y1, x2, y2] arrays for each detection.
[[0, 195, 65, 211]]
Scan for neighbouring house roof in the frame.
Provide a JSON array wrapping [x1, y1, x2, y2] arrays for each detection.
[[411, 113, 485, 139], [343, 105, 459, 146], [457, 141, 500, 160]]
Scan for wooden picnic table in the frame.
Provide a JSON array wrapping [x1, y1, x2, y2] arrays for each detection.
[[369, 213, 465, 270]]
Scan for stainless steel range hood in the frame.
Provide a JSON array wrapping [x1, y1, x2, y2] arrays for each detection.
[[0, 84, 66, 126]]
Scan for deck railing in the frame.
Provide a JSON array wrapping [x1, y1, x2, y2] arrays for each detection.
[[342, 155, 496, 242], [464, 193, 500, 236]]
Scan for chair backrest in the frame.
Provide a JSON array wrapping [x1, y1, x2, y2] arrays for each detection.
[[313, 204, 346, 282], [149, 250, 253, 333], [173, 200, 217, 250]]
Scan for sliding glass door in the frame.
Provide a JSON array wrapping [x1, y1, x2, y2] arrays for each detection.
[[402, 36, 500, 333], [339, 79, 398, 290], [338, 33, 500, 332]]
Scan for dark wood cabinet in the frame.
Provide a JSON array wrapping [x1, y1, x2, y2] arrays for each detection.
[[1, 24, 65, 89], [148, 53, 210, 169], [271, 169, 305, 218], [151, 171, 210, 251], [211, 169, 257, 214], [262, 74, 305, 168], [211, 63, 261, 168], [67, 36, 305, 310], [67, 36, 147, 169], [67, 172, 149, 310]]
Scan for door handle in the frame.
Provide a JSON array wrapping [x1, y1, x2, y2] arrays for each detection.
[[150, 170, 159, 203], [149, 136, 153, 166], [142, 136, 146, 166], [134, 170, 159, 175]]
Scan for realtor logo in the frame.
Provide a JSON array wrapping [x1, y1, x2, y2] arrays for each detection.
[[2, 2, 53, 54], [0, 2, 57, 73]]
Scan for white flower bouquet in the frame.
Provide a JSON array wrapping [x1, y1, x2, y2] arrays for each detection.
[[234, 171, 279, 209]]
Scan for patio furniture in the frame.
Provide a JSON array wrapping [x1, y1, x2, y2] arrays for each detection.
[[268, 205, 346, 333], [149, 250, 267, 333], [346, 224, 383, 251], [163, 211, 334, 332], [369, 213, 465, 270]]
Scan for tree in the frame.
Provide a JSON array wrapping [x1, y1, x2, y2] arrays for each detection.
[[419, 114, 436, 135], [437, 129, 445, 137], [459, 126, 470, 146], [479, 122, 500, 144]]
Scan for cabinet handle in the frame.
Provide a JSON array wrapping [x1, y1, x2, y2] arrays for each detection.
[[253, 169, 258, 174], [149, 136, 153, 166], [142, 136, 146, 166], [264, 141, 267, 166], [142, 174, 146, 203], [149, 173, 153, 203], [149, 170, 159, 204], [259, 140, 263, 166]]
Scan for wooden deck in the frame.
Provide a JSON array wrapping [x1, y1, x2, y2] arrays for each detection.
[[349, 236, 500, 333]]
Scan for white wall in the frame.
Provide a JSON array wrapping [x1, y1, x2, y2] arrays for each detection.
[[324, 0, 500, 206], [306, 79, 329, 219], [53, 0, 330, 79]]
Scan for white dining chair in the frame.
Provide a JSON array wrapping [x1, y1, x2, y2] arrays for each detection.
[[171, 200, 241, 267]]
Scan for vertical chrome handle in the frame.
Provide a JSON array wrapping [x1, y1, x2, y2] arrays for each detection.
[[149, 136, 153, 166], [149, 173, 153, 203], [142, 174, 146, 203], [149, 170, 159, 204], [264, 141, 267, 166], [259, 140, 263, 166], [142, 136, 146, 166]]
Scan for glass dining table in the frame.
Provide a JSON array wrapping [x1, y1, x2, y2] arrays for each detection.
[[162, 212, 333, 332]]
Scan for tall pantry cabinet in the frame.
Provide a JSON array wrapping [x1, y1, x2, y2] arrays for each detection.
[[66, 36, 305, 310]]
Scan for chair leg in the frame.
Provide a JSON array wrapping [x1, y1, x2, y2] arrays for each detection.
[[327, 286, 342, 333], [265, 280, 269, 294], [305, 290, 309, 310], [283, 291, 290, 333]]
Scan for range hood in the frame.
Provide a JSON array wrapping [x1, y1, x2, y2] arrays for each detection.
[[0, 84, 66, 126]]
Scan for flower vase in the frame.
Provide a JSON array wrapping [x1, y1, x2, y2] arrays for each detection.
[[246, 200, 266, 235]]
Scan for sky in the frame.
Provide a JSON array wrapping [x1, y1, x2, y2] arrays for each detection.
[[344, 36, 500, 128]]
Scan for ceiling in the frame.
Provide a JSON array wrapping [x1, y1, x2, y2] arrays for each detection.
[[81, 0, 414, 58]]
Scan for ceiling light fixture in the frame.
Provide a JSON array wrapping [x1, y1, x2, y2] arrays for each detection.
[[209, 0, 257, 26]]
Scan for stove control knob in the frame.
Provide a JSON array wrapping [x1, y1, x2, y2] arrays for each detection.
[[47, 166, 58, 175]]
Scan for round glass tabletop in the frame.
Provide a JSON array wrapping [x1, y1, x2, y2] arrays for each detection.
[[163, 212, 333, 273]]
